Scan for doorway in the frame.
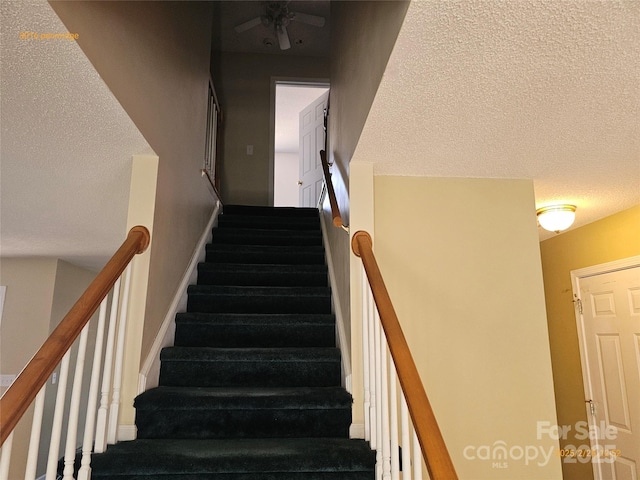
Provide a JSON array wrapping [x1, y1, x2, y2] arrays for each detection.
[[572, 256, 640, 480], [273, 82, 329, 207]]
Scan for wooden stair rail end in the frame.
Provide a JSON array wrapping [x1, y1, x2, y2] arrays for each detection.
[[319, 150, 347, 230], [0, 226, 151, 445], [352, 230, 458, 480]]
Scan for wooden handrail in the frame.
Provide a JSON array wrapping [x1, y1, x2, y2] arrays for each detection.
[[0, 226, 150, 445], [319, 150, 348, 231], [352, 230, 458, 480]]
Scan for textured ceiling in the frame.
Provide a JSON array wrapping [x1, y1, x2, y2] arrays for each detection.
[[355, 0, 639, 240], [215, 1, 330, 57], [275, 84, 329, 153], [0, 0, 153, 269]]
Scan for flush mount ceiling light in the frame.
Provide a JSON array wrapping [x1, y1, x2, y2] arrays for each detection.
[[536, 204, 577, 233]]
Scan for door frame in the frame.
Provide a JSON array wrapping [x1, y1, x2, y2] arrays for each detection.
[[269, 77, 330, 206], [571, 255, 640, 479]]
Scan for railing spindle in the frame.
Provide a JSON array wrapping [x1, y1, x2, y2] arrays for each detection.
[[94, 277, 121, 453], [361, 265, 372, 442], [381, 340, 391, 480], [46, 351, 71, 479], [374, 310, 383, 480], [25, 386, 46, 479], [413, 431, 423, 480], [78, 299, 108, 480], [62, 322, 90, 479], [108, 265, 133, 444], [390, 363, 400, 480], [401, 396, 411, 480], [0, 432, 13, 480]]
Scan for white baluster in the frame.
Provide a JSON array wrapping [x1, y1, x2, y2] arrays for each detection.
[[62, 322, 90, 479], [108, 265, 133, 444], [374, 310, 383, 480], [78, 299, 108, 480], [25, 386, 46, 479], [0, 432, 14, 480], [95, 277, 121, 453], [381, 343, 391, 479], [412, 430, 423, 480], [361, 267, 371, 442], [389, 362, 400, 480], [401, 396, 411, 480], [46, 350, 71, 480], [369, 286, 378, 451]]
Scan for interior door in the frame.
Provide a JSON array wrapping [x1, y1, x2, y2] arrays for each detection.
[[298, 91, 328, 208], [576, 264, 640, 480]]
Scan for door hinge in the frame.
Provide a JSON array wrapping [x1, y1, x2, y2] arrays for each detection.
[[586, 400, 596, 416], [573, 294, 583, 314]]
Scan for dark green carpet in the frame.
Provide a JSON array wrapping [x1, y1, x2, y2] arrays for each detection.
[[89, 205, 375, 478]]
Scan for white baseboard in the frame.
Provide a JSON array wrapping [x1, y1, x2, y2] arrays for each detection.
[[117, 424, 137, 442], [319, 209, 352, 390], [138, 200, 221, 394], [350, 423, 365, 439]]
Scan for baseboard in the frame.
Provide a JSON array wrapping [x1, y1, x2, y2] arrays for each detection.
[[319, 208, 352, 391], [117, 424, 137, 442], [350, 423, 365, 439], [138, 200, 221, 394]]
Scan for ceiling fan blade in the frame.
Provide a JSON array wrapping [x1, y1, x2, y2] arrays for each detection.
[[234, 16, 262, 33], [291, 12, 325, 27], [276, 25, 291, 50]]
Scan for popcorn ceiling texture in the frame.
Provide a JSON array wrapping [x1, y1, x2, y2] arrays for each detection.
[[0, 0, 153, 268], [354, 0, 639, 239]]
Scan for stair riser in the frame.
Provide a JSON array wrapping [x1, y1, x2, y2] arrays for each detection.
[[205, 250, 325, 265], [92, 473, 374, 479], [222, 205, 320, 218], [159, 361, 341, 388], [197, 269, 328, 287], [187, 294, 331, 314], [175, 324, 335, 348], [217, 217, 320, 230], [211, 231, 323, 246], [135, 408, 351, 439]]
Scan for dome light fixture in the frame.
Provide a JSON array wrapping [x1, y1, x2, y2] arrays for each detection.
[[536, 204, 577, 233]]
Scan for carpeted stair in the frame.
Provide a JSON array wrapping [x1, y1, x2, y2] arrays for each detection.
[[89, 205, 375, 479]]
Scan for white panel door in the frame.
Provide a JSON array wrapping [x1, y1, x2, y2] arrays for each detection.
[[578, 265, 640, 480], [298, 91, 328, 208]]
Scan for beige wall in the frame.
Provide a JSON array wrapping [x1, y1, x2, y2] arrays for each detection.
[[50, 2, 216, 365], [539, 204, 640, 480], [371, 176, 562, 479], [0, 258, 96, 478], [213, 52, 329, 206]]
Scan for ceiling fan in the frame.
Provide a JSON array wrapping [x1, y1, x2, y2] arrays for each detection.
[[234, 1, 326, 51]]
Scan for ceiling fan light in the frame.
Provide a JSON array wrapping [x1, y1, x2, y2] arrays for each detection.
[[536, 204, 576, 233]]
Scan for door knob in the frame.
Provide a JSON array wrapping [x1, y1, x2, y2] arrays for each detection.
[[298, 180, 303, 185]]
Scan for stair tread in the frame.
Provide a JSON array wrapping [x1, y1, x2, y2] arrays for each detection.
[[91, 438, 375, 474], [135, 386, 351, 410], [206, 244, 325, 253]]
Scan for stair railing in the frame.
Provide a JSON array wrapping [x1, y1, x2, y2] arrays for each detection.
[[352, 231, 458, 480], [319, 150, 349, 232], [0, 226, 150, 480]]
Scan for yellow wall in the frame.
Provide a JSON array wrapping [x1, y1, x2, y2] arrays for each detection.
[[539, 204, 640, 480], [372, 176, 562, 479]]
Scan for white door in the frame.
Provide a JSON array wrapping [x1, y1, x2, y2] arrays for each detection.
[[298, 91, 328, 208], [574, 260, 640, 480]]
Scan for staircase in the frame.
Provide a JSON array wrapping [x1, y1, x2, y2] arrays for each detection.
[[89, 205, 375, 479]]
